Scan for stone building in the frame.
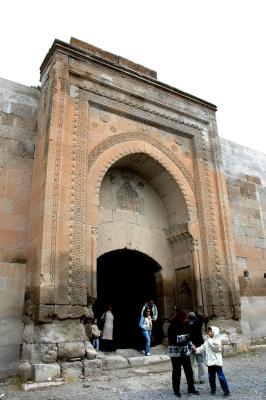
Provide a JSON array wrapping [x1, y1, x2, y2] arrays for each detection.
[[0, 37, 265, 378]]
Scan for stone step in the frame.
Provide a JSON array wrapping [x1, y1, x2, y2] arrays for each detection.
[[19, 345, 170, 385]]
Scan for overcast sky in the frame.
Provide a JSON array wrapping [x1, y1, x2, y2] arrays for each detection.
[[1, 0, 265, 153]]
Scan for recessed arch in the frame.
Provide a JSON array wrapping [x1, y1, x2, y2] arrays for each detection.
[[86, 134, 202, 314], [86, 136, 198, 227]]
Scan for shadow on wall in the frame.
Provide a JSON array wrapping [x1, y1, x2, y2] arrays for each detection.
[[0, 262, 26, 378]]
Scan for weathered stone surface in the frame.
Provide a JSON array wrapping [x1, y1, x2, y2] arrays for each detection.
[[21, 380, 64, 391], [83, 358, 102, 376], [40, 344, 57, 363], [17, 361, 34, 383], [127, 356, 145, 367], [57, 342, 85, 361], [53, 305, 93, 319], [102, 355, 128, 370], [34, 321, 87, 344], [22, 323, 34, 344], [70, 37, 157, 79], [21, 344, 41, 363], [60, 361, 83, 379], [143, 355, 162, 365], [150, 345, 168, 355], [84, 341, 97, 360], [33, 363, 60, 383], [95, 350, 105, 359], [160, 355, 170, 362], [0, 76, 39, 377], [115, 348, 140, 357]]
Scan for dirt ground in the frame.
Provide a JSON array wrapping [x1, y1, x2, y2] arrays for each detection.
[[1, 347, 266, 399]]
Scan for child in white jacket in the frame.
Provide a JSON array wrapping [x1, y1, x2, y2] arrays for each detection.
[[193, 326, 230, 397]]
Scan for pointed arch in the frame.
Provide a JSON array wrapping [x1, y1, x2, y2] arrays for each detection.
[[86, 134, 197, 227]]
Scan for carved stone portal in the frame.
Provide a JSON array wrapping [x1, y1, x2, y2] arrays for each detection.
[[20, 38, 240, 378]]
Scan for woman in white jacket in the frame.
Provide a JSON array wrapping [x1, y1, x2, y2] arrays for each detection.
[[193, 326, 230, 397]]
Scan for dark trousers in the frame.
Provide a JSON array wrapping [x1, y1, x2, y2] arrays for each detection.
[[208, 365, 229, 393], [100, 339, 114, 352], [171, 356, 195, 394]]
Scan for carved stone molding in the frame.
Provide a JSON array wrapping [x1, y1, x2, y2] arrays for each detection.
[[68, 87, 231, 317], [68, 89, 88, 305], [85, 88, 199, 138], [192, 131, 230, 315], [87, 130, 195, 195], [69, 61, 210, 125], [49, 60, 67, 305]]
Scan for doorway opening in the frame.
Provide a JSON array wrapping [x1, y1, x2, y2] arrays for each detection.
[[95, 249, 162, 349]]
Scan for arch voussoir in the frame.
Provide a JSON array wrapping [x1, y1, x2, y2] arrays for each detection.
[[87, 136, 197, 227]]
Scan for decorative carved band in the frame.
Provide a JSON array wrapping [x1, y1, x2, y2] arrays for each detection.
[[49, 62, 67, 304], [68, 89, 88, 304], [87, 131, 195, 195], [69, 65, 210, 125], [85, 88, 199, 137], [192, 132, 229, 315]]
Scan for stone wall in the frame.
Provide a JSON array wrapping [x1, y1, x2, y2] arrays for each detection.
[[0, 77, 40, 377], [220, 138, 266, 340]]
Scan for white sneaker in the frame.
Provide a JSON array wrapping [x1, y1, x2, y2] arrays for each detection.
[[146, 352, 151, 356]]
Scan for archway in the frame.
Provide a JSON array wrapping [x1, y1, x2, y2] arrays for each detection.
[[96, 249, 162, 349]]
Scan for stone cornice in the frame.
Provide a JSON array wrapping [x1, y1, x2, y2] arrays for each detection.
[[69, 67, 210, 126], [40, 39, 217, 112]]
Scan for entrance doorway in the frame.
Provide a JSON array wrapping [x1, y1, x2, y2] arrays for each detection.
[[96, 249, 162, 349]]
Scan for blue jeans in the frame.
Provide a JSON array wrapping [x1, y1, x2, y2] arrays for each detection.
[[208, 366, 229, 394], [141, 329, 151, 355], [92, 337, 99, 350]]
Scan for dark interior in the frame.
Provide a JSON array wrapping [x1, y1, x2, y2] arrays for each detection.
[[95, 249, 161, 349]]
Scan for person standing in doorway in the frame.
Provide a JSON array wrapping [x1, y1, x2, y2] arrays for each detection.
[[141, 298, 158, 344], [139, 307, 152, 356], [141, 298, 158, 322], [101, 305, 114, 352], [90, 317, 102, 351], [188, 311, 205, 384], [168, 309, 199, 397]]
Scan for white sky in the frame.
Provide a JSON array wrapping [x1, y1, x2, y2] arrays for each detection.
[[1, 0, 265, 153]]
